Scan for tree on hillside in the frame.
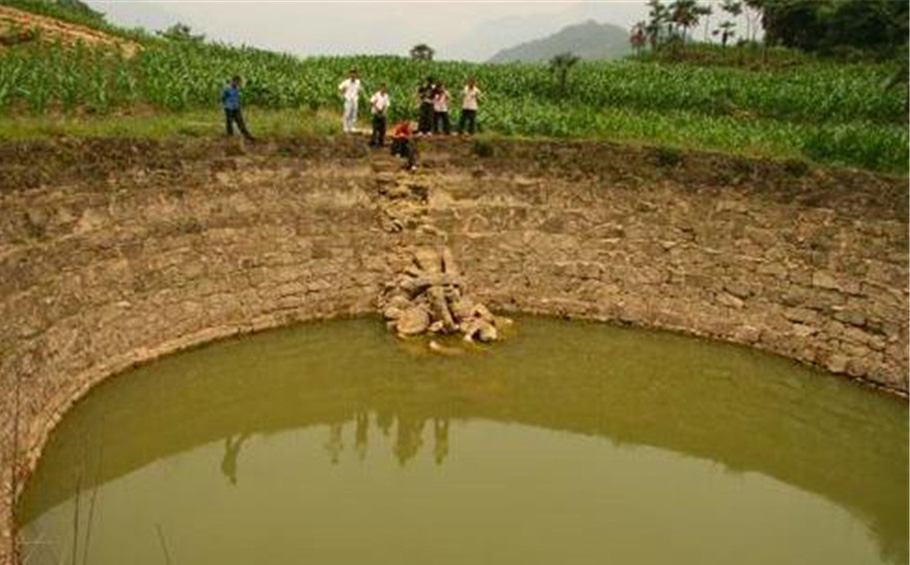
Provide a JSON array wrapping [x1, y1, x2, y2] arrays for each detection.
[[714, 21, 737, 48], [549, 52, 579, 93], [642, 0, 711, 50], [693, 3, 713, 41], [742, 0, 764, 42], [721, 1, 744, 23], [759, 0, 907, 55], [410, 43, 434, 61], [761, 0, 824, 51], [700, 4, 714, 41], [825, 0, 908, 54], [669, 0, 707, 43], [645, 0, 669, 49], [158, 22, 205, 43], [714, 0, 742, 48], [630, 21, 648, 56]]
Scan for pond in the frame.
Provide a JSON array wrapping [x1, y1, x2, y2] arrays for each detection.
[[17, 316, 908, 565]]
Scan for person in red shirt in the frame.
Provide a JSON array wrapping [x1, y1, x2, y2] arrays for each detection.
[[390, 120, 418, 171]]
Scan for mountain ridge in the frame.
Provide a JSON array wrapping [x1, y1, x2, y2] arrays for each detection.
[[489, 19, 631, 63]]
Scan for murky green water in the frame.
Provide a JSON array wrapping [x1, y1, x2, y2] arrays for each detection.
[[17, 317, 908, 565]]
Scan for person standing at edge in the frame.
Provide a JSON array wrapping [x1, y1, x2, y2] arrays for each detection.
[[338, 68, 362, 133], [433, 82, 451, 135], [222, 75, 255, 141], [369, 83, 390, 147], [457, 77, 481, 135], [417, 76, 435, 135]]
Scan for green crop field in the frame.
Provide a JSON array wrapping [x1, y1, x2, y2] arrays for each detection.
[[0, 36, 907, 173]]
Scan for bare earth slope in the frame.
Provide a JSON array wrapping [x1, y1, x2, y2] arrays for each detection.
[[0, 4, 137, 54]]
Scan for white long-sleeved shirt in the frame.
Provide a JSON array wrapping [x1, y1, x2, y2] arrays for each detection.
[[338, 78, 361, 102], [370, 91, 390, 115]]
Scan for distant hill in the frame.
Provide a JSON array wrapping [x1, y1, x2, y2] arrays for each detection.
[[489, 19, 630, 63]]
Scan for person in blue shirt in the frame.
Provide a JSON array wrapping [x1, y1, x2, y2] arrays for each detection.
[[221, 75, 255, 141]]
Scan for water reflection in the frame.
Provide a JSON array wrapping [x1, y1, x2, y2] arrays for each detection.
[[324, 423, 344, 465], [17, 317, 908, 564], [220, 433, 249, 486], [355, 410, 369, 461], [433, 418, 449, 465], [317, 414, 451, 467]]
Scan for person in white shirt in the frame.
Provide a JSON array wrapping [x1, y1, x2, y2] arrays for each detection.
[[457, 77, 482, 135], [337, 69, 362, 133], [432, 82, 451, 135], [369, 83, 390, 147]]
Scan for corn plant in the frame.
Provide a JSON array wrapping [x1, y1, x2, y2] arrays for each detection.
[[0, 39, 906, 172]]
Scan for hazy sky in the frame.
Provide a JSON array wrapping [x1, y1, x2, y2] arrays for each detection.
[[85, 0, 654, 61]]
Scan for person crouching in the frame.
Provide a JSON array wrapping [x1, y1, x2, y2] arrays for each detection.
[[369, 83, 390, 147], [390, 121, 418, 171]]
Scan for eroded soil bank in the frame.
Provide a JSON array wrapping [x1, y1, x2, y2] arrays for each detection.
[[0, 136, 907, 563]]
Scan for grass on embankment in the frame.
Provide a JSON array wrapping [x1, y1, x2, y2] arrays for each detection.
[[481, 99, 908, 175], [0, 108, 336, 140], [2, 34, 907, 174], [0, 107, 906, 176]]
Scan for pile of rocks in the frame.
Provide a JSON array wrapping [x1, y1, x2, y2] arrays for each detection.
[[379, 247, 505, 343]]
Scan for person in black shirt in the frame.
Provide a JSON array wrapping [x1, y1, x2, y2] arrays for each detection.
[[417, 76, 435, 135]]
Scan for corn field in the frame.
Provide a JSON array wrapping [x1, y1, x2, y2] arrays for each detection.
[[0, 39, 907, 172]]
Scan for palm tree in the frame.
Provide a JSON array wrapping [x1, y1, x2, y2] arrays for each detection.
[[694, 3, 713, 35], [646, 0, 669, 49], [715, 0, 742, 49], [701, 4, 714, 41], [630, 21, 648, 56], [721, 1, 744, 25], [549, 52, 579, 94], [669, 0, 707, 43], [714, 20, 737, 48], [409, 43, 435, 61]]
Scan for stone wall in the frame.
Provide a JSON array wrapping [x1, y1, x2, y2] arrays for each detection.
[[438, 166, 908, 389], [1, 138, 907, 563]]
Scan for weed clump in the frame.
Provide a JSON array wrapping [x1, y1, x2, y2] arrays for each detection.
[[472, 139, 495, 158], [731, 156, 754, 176], [652, 145, 682, 167], [783, 158, 810, 176]]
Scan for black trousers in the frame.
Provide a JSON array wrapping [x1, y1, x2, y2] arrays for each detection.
[[418, 102, 434, 133], [370, 114, 387, 146], [458, 109, 477, 134], [433, 111, 450, 135], [391, 138, 417, 169], [225, 108, 253, 139]]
